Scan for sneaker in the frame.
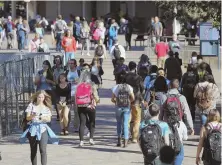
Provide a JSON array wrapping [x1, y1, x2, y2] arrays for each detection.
[[87, 132, 90, 137], [79, 141, 84, 147], [87, 53, 91, 56], [132, 139, 137, 143], [89, 139, 95, 145]]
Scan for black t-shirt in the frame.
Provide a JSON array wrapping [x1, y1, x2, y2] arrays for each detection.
[[55, 83, 71, 103]]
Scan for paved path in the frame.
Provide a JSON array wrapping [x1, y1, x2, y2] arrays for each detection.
[[0, 35, 220, 165]]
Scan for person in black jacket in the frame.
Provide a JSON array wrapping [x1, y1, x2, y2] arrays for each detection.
[[124, 18, 133, 51], [164, 51, 182, 81], [125, 61, 144, 143]]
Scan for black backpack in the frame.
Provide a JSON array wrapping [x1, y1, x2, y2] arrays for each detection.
[[116, 84, 130, 107], [183, 71, 197, 89], [169, 124, 182, 155], [203, 123, 221, 164], [95, 45, 104, 57], [113, 45, 121, 60], [140, 121, 164, 161]]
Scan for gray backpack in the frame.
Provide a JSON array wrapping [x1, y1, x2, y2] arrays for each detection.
[[56, 20, 64, 31], [116, 84, 130, 107]]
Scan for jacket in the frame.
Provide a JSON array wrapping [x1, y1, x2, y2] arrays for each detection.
[[125, 71, 144, 104], [20, 123, 59, 144], [164, 57, 182, 81]]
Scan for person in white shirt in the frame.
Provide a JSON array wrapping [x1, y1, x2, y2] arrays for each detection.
[[172, 120, 188, 165], [110, 39, 126, 68], [54, 15, 68, 52]]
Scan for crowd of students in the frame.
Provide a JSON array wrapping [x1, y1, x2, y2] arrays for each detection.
[[111, 51, 220, 165], [4, 13, 218, 165]]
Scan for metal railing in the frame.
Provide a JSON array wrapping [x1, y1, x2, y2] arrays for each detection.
[[0, 53, 54, 138]]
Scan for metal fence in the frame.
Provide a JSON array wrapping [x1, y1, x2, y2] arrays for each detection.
[[0, 53, 54, 138]]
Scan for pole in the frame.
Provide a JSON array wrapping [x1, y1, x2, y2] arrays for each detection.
[[26, 2, 28, 21]]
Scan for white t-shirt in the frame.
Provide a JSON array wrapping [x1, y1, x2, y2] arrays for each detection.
[[175, 121, 188, 143], [112, 84, 133, 97]]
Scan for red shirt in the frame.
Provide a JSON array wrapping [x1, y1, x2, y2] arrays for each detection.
[[155, 42, 169, 58], [61, 36, 77, 52]]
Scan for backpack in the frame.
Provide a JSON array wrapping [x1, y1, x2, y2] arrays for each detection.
[[41, 21, 46, 28], [80, 27, 89, 39], [116, 84, 130, 107], [6, 22, 13, 32], [140, 121, 164, 161], [93, 28, 102, 41], [38, 46, 44, 52], [56, 20, 64, 31], [196, 84, 213, 110], [145, 74, 157, 90], [75, 82, 93, 107], [74, 23, 81, 37], [183, 72, 197, 89], [113, 45, 121, 60], [95, 45, 104, 57], [169, 124, 182, 155], [109, 26, 116, 38], [164, 94, 183, 125], [150, 92, 164, 107], [204, 123, 221, 164]]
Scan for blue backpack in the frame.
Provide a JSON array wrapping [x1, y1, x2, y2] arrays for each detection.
[[7, 22, 13, 32], [109, 26, 117, 38], [74, 23, 81, 37]]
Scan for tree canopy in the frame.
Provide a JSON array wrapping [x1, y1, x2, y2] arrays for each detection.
[[156, 1, 221, 29]]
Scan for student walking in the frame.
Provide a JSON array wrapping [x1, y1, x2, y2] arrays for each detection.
[[111, 72, 134, 147], [20, 90, 58, 165], [62, 29, 77, 66], [75, 68, 100, 147], [80, 21, 90, 56], [155, 37, 169, 68], [55, 73, 71, 135], [196, 109, 221, 165]]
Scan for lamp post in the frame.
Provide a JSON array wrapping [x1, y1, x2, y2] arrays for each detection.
[[24, 0, 30, 21]]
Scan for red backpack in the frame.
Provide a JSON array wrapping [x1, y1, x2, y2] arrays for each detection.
[[75, 82, 92, 107]]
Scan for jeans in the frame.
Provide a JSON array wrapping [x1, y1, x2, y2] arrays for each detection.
[[56, 33, 62, 52], [174, 145, 184, 165], [78, 107, 96, 141], [116, 107, 131, 140], [108, 37, 115, 52], [199, 113, 208, 126], [129, 104, 142, 140], [65, 52, 75, 66], [7, 32, 14, 48], [28, 131, 48, 165], [18, 36, 25, 50], [81, 38, 90, 54]]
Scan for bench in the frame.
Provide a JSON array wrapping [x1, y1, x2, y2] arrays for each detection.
[[134, 35, 147, 46]]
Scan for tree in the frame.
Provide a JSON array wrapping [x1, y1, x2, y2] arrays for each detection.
[[156, 1, 221, 29]]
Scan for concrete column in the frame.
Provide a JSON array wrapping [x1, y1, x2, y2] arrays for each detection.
[[57, 0, 61, 15], [173, 6, 177, 34], [131, 1, 135, 17], [33, 1, 37, 17], [82, 1, 86, 18], [106, 1, 110, 13], [11, 1, 16, 19]]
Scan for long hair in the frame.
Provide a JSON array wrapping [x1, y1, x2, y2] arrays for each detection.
[[31, 90, 52, 110], [78, 70, 92, 84], [139, 54, 150, 64], [205, 109, 221, 126], [43, 60, 54, 81]]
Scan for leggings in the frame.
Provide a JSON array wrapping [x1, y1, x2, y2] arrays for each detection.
[[78, 107, 95, 141], [28, 131, 48, 165]]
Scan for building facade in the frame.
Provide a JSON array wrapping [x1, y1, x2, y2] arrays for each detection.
[[4, 1, 159, 32]]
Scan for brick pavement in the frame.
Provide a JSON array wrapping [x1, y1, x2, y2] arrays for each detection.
[[0, 34, 220, 165]]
